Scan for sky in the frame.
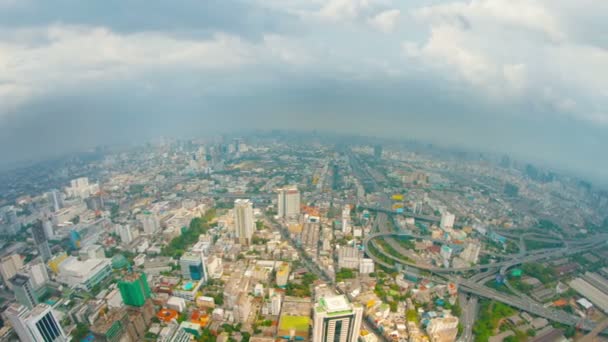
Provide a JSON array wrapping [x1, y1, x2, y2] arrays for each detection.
[[0, 0, 607, 182]]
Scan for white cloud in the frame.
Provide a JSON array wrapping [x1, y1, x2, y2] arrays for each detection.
[[369, 9, 400, 33], [406, 0, 608, 123], [0, 25, 272, 114]]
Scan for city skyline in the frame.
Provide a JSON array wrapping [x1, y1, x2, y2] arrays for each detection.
[[0, 0, 606, 182]]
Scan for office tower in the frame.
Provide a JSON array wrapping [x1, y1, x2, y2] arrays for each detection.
[[234, 199, 254, 245], [440, 212, 455, 230], [139, 211, 160, 234], [180, 252, 207, 282], [118, 272, 152, 307], [4, 303, 67, 342], [0, 254, 24, 290], [32, 221, 52, 261], [313, 295, 363, 342], [69, 230, 81, 250], [10, 274, 38, 309], [277, 186, 301, 220]]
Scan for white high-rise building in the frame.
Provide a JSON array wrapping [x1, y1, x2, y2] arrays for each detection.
[[139, 211, 160, 234], [440, 212, 455, 230], [270, 294, 282, 316], [65, 177, 99, 199], [4, 303, 67, 342], [234, 199, 254, 245], [116, 224, 138, 244], [313, 295, 363, 342], [277, 186, 301, 220], [342, 206, 351, 234], [0, 254, 24, 290], [460, 243, 481, 265], [26, 260, 50, 290]]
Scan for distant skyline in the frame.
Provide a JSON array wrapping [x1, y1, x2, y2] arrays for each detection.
[[0, 0, 606, 182]]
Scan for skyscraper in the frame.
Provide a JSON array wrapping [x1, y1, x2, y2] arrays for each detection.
[[46, 190, 63, 212], [32, 221, 52, 261], [4, 303, 67, 342], [277, 186, 301, 220], [118, 272, 152, 307], [0, 254, 24, 290], [313, 295, 363, 342], [234, 199, 254, 245], [10, 274, 38, 309]]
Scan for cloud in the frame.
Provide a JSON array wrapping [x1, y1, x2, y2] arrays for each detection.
[[406, 0, 608, 123], [369, 9, 401, 33], [0, 0, 607, 182]]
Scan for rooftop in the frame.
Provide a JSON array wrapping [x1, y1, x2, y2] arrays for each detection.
[[318, 295, 352, 314]]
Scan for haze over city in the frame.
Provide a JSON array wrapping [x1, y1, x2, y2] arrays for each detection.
[[0, 0, 607, 182], [0, 3, 608, 342]]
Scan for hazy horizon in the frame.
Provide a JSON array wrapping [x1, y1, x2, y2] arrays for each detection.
[[0, 0, 606, 182]]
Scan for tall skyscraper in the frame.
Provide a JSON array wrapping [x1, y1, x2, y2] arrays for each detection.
[[118, 272, 152, 307], [0, 254, 24, 290], [32, 221, 52, 262], [277, 186, 301, 220], [4, 303, 67, 342], [313, 295, 363, 342], [234, 199, 254, 245], [10, 274, 38, 309]]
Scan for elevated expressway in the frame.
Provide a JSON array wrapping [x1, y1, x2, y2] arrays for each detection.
[[363, 230, 608, 332]]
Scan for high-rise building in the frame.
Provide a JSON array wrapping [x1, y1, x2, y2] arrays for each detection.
[[276, 263, 290, 288], [32, 221, 52, 262], [440, 212, 455, 230], [26, 260, 50, 290], [139, 211, 160, 235], [116, 224, 137, 244], [342, 206, 351, 234], [10, 274, 38, 309], [459, 243, 481, 265], [46, 190, 63, 212], [65, 177, 99, 199], [277, 186, 301, 220], [118, 272, 152, 307], [313, 295, 363, 342], [4, 303, 67, 342], [234, 199, 254, 245], [42, 219, 54, 240], [0, 254, 24, 289], [180, 252, 207, 282]]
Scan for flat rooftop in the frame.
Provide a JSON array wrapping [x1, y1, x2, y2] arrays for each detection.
[[319, 295, 352, 314]]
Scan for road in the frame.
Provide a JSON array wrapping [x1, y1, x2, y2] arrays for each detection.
[[458, 294, 478, 342]]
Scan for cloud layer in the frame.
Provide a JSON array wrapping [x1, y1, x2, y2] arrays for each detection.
[[0, 0, 607, 182]]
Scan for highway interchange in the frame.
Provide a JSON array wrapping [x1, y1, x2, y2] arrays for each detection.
[[348, 151, 608, 339]]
